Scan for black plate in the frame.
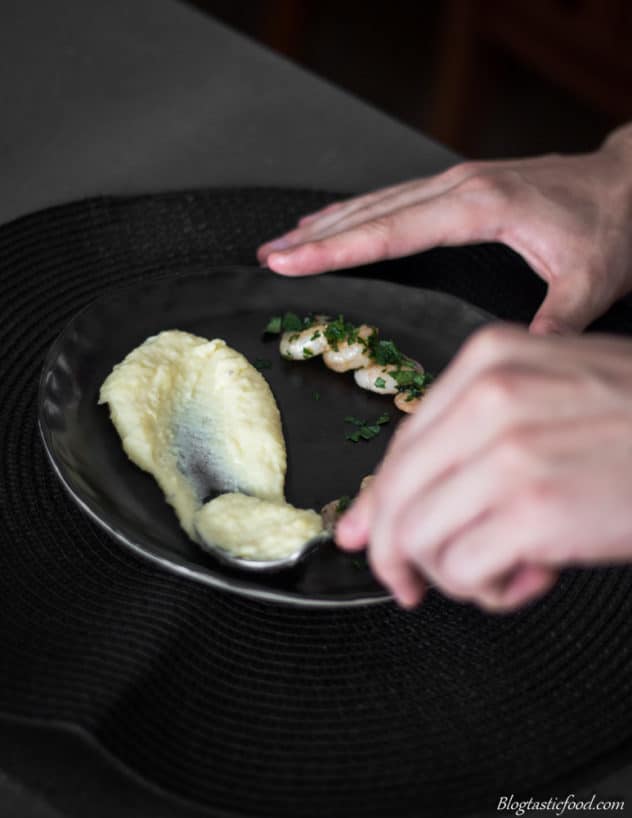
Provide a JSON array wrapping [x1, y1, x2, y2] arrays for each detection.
[[38, 267, 492, 607]]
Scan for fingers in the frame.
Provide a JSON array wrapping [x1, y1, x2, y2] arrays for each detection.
[[336, 479, 375, 550], [258, 162, 514, 275], [479, 565, 558, 610], [264, 166, 487, 258], [369, 549, 427, 608], [384, 324, 532, 461], [264, 189, 504, 277], [258, 180, 420, 263], [296, 179, 421, 231], [261, 182, 434, 262], [262, 168, 477, 258], [336, 479, 427, 608]]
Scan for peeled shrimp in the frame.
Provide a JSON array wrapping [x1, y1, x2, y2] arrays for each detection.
[[394, 391, 422, 414], [280, 323, 329, 360], [354, 363, 399, 394], [354, 359, 424, 395], [322, 324, 375, 373]]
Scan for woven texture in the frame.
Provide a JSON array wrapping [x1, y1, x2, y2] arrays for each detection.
[[2, 187, 632, 818]]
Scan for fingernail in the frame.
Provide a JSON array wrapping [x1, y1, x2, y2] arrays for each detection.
[[265, 237, 291, 251]]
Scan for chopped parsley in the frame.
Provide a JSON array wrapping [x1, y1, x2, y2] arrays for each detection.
[[264, 311, 306, 335], [370, 338, 404, 367], [345, 414, 389, 443], [303, 347, 314, 359], [282, 312, 303, 331], [310, 330, 321, 341], [395, 370, 434, 396], [344, 415, 365, 426], [264, 315, 282, 335], [253, 358, 272, 370], [336, 495, 352, 513], [374, 376, 386, 389], [324, 315, 359, 350]]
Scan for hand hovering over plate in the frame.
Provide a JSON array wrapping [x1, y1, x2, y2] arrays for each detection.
[[334, 324, 632, 611], [258, 123, 632, 335]]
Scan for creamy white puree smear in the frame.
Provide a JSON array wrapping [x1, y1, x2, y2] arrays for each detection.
[[194, 494, 323, 561], [99, 330, 323, 560]]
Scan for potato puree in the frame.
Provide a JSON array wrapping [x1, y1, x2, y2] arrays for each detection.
[[99, 330, 323, 560], [194, 494, 323, 560]]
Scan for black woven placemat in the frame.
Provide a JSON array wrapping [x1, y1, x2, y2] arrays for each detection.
[[3, 187, 632, 818]]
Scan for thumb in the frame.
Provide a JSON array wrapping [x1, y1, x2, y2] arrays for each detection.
[[335, 482, 375, 551], [529, 278, 598, 336]]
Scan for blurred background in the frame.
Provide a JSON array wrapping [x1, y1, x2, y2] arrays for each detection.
[[186, 0, 631, 159]]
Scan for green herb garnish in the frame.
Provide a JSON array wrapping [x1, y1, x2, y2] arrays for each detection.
[[253, 358, 272, 370], [303, 347, 314, 359], [324, 314, 359, 350], [265, 311, 317, 335], [374, 376, 386, 389], [336, 495, 351, 513], [310, 330, 321, 341], [264, 315, 282, 334], [344, 414, 389, 443], [282, 312, 303, 332], [370, 338, 404, 366], [394, 370, 434, 393], [344, 415, 365, 426]]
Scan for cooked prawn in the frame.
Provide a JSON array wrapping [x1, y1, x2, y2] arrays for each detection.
[[354, 359, 424, 394], [322, 324, 375, 373], [394, 391, 423, 414], [280, 323, 329, 360]]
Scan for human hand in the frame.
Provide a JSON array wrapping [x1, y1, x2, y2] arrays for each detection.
[[257, 124, 632, 334], [335, 323, 632, 611]]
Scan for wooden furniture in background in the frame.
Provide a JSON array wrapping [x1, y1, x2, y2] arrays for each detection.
[[431, 0, 632, 154]]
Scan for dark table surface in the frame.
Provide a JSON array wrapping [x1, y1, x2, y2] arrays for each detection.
[[2, 1, 632, 816]]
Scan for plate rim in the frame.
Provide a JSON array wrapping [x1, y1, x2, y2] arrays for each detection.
[[38, 265, 495, 608]]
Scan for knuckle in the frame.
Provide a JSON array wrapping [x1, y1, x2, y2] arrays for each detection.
[[361, 215, 394, 254], [510, 480, 559, 530], [460, 323, 517, 366], [435, 549, 480, 598], [493, 428, 534, 473], [440, 160, 482, 184], [438, 563, 477, 599], [465, 366, 521, 417], [457, 169, 511, 202]]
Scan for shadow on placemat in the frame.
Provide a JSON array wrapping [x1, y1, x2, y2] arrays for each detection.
[[2, 187, 632, 818]]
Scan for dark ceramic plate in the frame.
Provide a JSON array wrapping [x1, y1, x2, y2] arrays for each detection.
[[38, 267, 492, 607]]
